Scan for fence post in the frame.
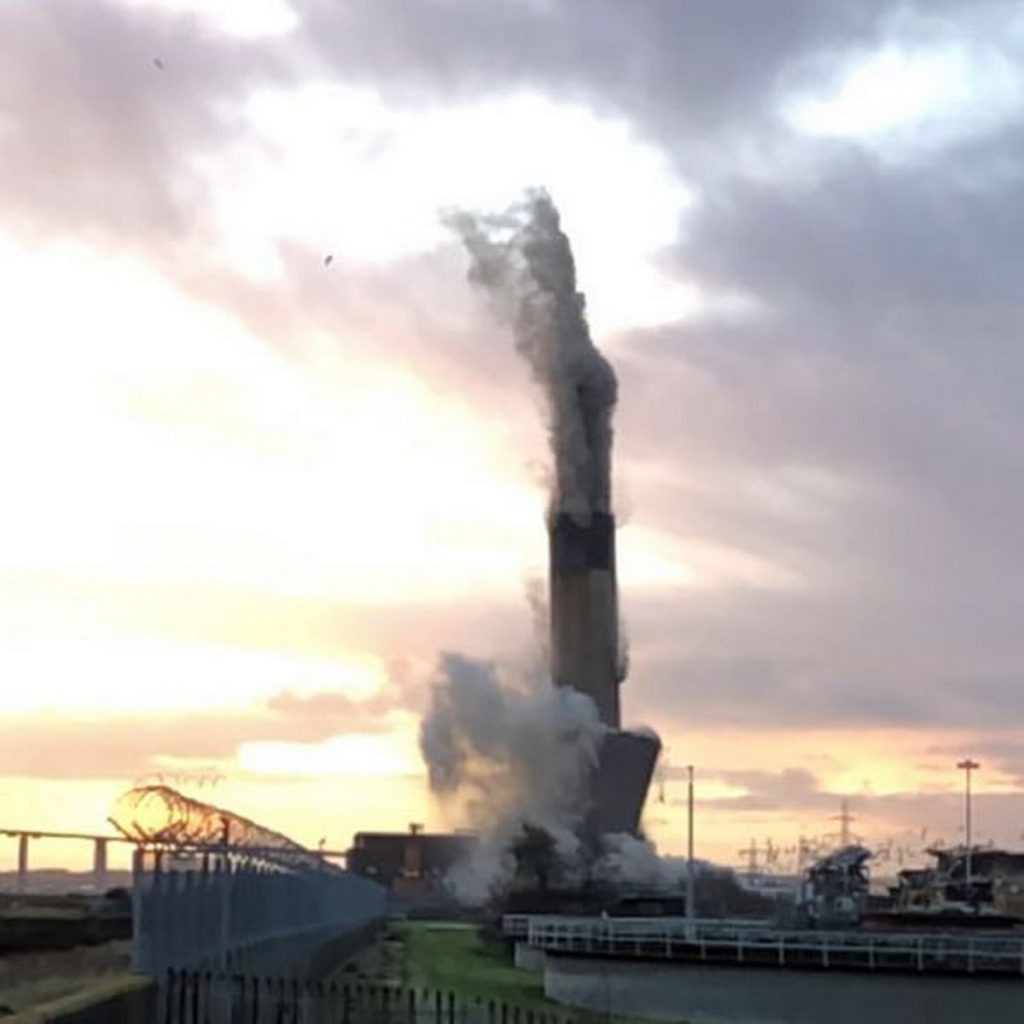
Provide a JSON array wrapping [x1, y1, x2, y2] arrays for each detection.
[[199, 859, 213, 966], [176, 969, 189, 1024], [131, 847, 150, 974], [159, 968, 174, 1024], [298, 979, 314, 1024], [218, 860, 232, 972], [207, 972, 227, 1024]]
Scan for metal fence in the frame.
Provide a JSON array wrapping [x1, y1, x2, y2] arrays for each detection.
[[505, 913, 1024, 976], [161, 974, 577, 1024], [134, 846, 386, 976]]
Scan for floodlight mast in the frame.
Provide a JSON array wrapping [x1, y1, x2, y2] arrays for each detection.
[[956, 758, 980, 887]]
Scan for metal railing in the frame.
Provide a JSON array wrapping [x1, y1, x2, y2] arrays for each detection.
[[504, 914, 1024, 976], [162, 973, 581, 1024]]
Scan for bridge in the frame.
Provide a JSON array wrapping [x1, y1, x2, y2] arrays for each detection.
[[0, 825, 352, 894], [505, 913, 1024, 976]]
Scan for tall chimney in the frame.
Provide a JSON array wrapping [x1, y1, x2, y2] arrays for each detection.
[[448, 192, 659, 838], [549, 511, 621, 728]]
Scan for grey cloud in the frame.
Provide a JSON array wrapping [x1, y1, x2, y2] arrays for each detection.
[[699, 767, 834, 814], [0, 712, 295, 781], [927, 739, 1024, 789], [296, 0, 892, 137], [665, 765, 1024, 851], [0, 0, 288, 243], [8, 0, 1024, 743], [607, 70, 1024, 731], [182, 243, 537, 413], [0, 691, 403, 782]]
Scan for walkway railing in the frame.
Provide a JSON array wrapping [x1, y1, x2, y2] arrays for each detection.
[[134, 845, 386, 977], [504, 914, 1024, 976]]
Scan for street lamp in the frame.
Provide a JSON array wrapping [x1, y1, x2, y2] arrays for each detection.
[[686, 765, 695, 927], [956, 758, 980, 887]]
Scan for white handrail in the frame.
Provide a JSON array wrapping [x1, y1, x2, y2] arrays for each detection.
[[504, 913, 1024, 975]]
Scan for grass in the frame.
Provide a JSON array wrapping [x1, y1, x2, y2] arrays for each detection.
[[0, 940, 132, 1013], [402, 922, 551, 1009], [391, 922, 659, 1022]]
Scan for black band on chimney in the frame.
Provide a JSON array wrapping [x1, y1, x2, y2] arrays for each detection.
[[549, 512, 614, 572]]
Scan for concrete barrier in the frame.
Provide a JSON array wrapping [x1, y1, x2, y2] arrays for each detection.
[[7, 975, 155, 1024], [544, 953, 1024, 1024], [513, 941, 545, 972]]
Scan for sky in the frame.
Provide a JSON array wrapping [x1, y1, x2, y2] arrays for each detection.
[[3, 0, 1024, 875]]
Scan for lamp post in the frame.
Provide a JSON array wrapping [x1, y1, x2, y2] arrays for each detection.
[[686, 764, 695, 928], [957, 758, 980, 887]]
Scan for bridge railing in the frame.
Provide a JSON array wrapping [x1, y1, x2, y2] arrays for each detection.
[[133, 845, 386, 977], [504, 914, 1024, 976]]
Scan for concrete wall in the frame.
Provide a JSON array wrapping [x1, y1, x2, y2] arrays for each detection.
[[588, 729, 660, 837], [8, 976, 155, 1024], [544, 954, 1024, 1024], [513, 941, 546, 972]]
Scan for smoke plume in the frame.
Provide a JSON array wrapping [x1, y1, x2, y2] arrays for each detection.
[[445, 191, 616, 520], [425, 193, 662, 903], [419, 652, 606, 902], [593, 833, 678, 890]]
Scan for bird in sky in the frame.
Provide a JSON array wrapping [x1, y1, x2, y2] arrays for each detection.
[[153, 58, 164, 70], [324, 254, 334, 267]]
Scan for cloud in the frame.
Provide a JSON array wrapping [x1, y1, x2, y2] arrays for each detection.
[[6, 0, 1024, 757], [0, 0, 290, 246], [0, 694, 409, 782], [598, 11, 1024, 731], [665, 763, 1024, 853], [295, 0, 891, 135], [679, 766, 835, 816]]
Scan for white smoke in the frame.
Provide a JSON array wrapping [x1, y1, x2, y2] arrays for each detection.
[[593, 833, 679, 890], [419, 652, 606, 902], [426, 193, 665, 903], [445, 191, 616, 520]]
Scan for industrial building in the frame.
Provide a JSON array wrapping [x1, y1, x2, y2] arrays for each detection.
[[347, 827, 477, 899]]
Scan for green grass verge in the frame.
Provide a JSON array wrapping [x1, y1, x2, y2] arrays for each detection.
[[399, 922, 658, 1022], [402, 922, 551, 1009]]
